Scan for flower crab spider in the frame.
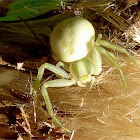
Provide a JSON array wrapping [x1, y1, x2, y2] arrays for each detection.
[[33, 17, 136, 133]]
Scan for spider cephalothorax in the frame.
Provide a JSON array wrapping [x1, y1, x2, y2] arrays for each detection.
[[33, 17, 135, 133]]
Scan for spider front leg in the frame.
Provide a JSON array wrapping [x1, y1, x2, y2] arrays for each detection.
[[91, 47, 102, 75], [95, 44, 127, 88], [96, 34, 136, 65], [41, 79, 75, 133], [32, 63, 73, 133], [94, 34, 136, 88]]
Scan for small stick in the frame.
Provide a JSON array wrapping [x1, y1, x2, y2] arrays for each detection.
[[18, 16, 47, 47]]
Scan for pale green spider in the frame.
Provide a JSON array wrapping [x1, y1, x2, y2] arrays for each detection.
[[33, 17, 135, 133]]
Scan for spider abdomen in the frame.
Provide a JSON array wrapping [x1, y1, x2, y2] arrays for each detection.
[[50, 17, 95, 63]]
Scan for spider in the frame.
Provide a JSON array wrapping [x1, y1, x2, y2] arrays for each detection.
[[33, 17, 135, 133]]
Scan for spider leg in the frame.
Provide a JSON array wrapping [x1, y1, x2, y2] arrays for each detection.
[[96, 34, 136, 66], [56, 61, 69, 72], [32, 63, 70, 120], [92, 47, 102, 75], [96, 45, 127, 88], [42, 79, 75, 133]]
